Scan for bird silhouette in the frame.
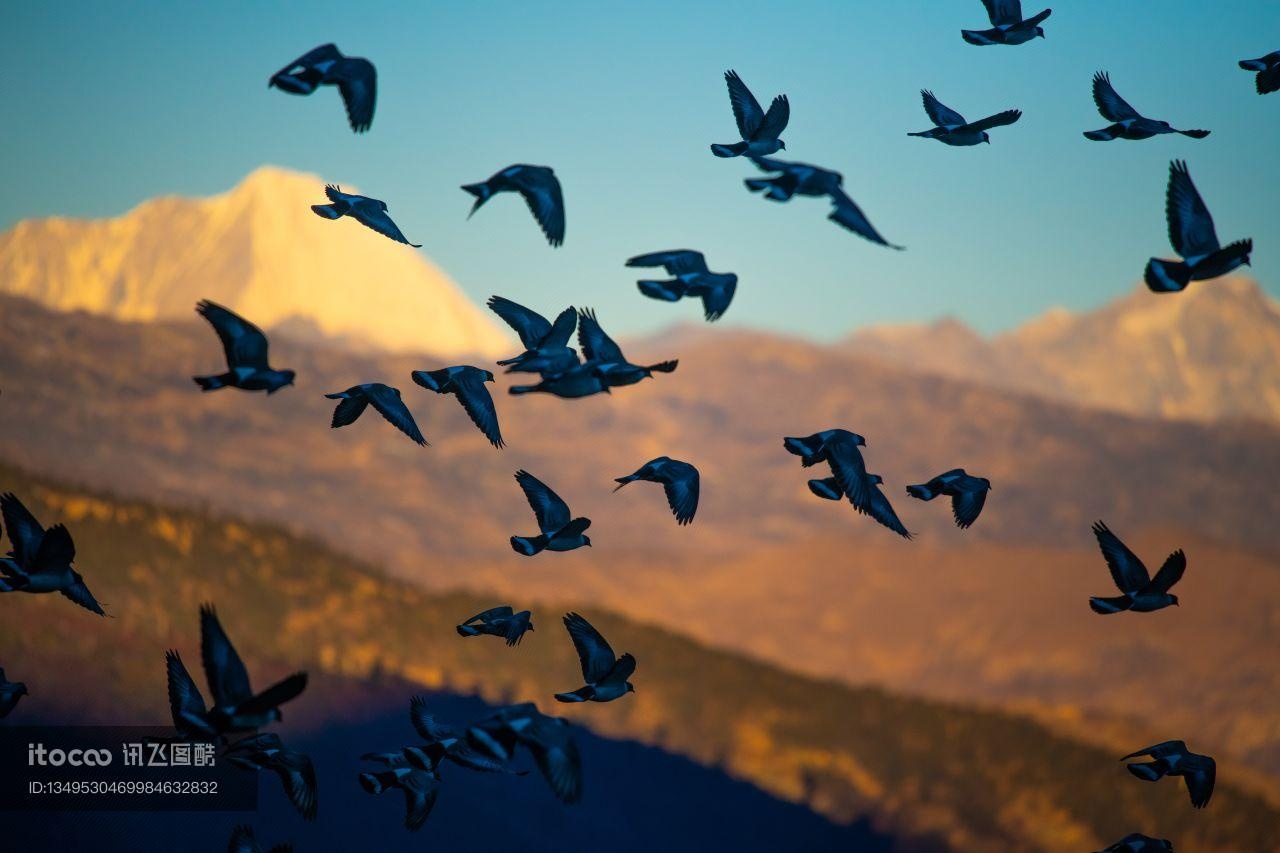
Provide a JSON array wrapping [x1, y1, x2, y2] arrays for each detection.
[[324, 383, 427, 446], [1088, 522, 1185, 614], [1083, 72, 1210, 141], [488, 296, 579, 375], [1121, 740, 1215, 808], [225, 733, 318, 820], [0, 666, 28, 718], [961, 0, 1051, 46], [465, 703, 583, 803], [507, 361, 608, 399], [907, 469, 992, 528], [192, 300, 295, 394], [200, 604, 308, 732], [576, 308, 679, 388], [358, 763, 441, 831], [784, 430, 871, 506], [164, 650, 220, 741], [310, 185, 420, 246], [510, 470, 592, 555], [1145, 160, 1252, 293], [908, 90, 1022, 146], [614, 457, 700, 525], [746, 157, 904, 248], [1095, 834, 1173, 853], [461, 165, 565, 247], [411, 366, 503, 448], [456, 606, 535, 646], [396, 696, 529, 775], [268, 43, 376, 132], [228, 825, 292, 853], [554, 612, 636, 703], [0, 492, 105, 615], [1239, 51, 1280, 94], [626, 250, 738, 321], [711, 70, 789, 158]]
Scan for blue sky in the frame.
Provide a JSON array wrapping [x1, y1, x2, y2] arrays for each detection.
[[3, 0, 1277, 340]]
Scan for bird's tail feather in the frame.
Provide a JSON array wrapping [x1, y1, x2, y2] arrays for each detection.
[[508, 384, 541, 395], [645, 360, 678, 374], [1126, 761, 1167, 782], [961, 29, 995, 46], [1083, 127, 1118, 141], [456, 624, 481, 637], [637, 280, 686, 302], [554, 688, 592, 703], [906, 484, 937, 501], [510, 535, 547, 556], [310, 203, 344, 220], [1089, 595, 1133, 615], [907, 131, 934, 138], [808, 477, 844, 501], [358, 771, 393, 795], [745, 177, 795, 202], [193, 373, 231, 392], [1178, 129, 1211, 139], [710, 141, 749, 158], [1240, 58, 1267, 71], [1144, 258, 1192, 293], [461, 182, 492, 218]]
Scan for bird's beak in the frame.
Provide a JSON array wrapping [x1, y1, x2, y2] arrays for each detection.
[[612, 479, 628, 492]]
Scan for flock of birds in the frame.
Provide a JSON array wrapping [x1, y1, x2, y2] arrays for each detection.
[[2, 4, 1276, 850]]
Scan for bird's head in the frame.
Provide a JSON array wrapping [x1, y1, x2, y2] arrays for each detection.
[[482, 370, 496, 383], [17, 683, 29, 696], [270, 370, 297, 393], [1170, 594, 1180, 607], [626, 682, 636, 694], [379, 201, 389, 211], [867, 474, 884, 486], [1035, 26, 1046, 39], [981, 132, 991, 144], [582, 536, 593, 548], [270, 708, 284, 722], [778, 139, 787, 150]]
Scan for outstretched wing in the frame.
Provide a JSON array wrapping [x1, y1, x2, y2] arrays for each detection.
[[700, 278, 736, 322], [662, 464, 700, 525], [196, 301, 270, 371], [452, 375, 504, 449], [333, 56, 376, 133], [509, 167, 565, 247], [626, 250, 709, 276], [964, 109, 1022, 132], [601, 652, 637, 686], [487, 296, 552, 349], [576, 308, 625, 363], [234, 672, 307, 717], [950, 489, 987, 529], [227, 825, 263, 853], [365, 385, 428, 446], [269, 43, 342, 90], [1, 492, 44, 568], [825, 432, 870, 509], [1092, 521, 1150, 593], [724, 70, 765, 139], [1091, 72, 1140, 122], [1165, 160, 1220, 258], [399, 770, 440, 831], [921, 90, 967, 127], [59, 575, 106, 616], [562, 612, 617, 684], [981, 0, 1023, 26], [410, 696, 458, 742], [463, 606, 515, 626], [543, 306, 578, 348], [1181, 753, 1215, 808], [524, 718, 583, 804], [515, 470, 571, 533], [1146, 550, 1186, 594], [755, 95, 790, 141], [351, 203, 421, 247], [828, 188, 904, 249], [166, 650, 208, 726], [1120, 740, 1186, 761], [860, 482, 913, 539], [272, 748, 318, 821], [200, 604, 253, 707]]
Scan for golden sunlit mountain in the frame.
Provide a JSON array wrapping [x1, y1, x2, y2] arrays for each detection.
[[0, 166, 512, 357]]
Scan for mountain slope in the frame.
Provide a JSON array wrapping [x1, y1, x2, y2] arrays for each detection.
[[0, 166, 511, 356]]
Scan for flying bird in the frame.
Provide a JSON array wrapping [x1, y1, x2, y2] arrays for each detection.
[[614, 457, 700, 525], [193, 301, 295, 394], [908, 90, 1022, 146], [465, 703, 583, 803], [626, 250, 738, 321], [576, 308, 679, 388], [510, 470, 592, 555], [711, 70, 789, 158], [1121, 740, 1216, 809], [324, 383, 427, 446], [164, 651, 219, 741], [907, 469, 992, 528], [228, 825, 292, 853], [225, 733, 318, 820], [310, 185, 421, 246], [1145, 160, 1252, 293], [461, 165, 565, 247], [0, 493, 105, 615], [554, 612, 636, 703], [508, 362, 609, 399], [784, 430, 870, 506], [456, 606, 535, 646], [0, 667, 27, 718], [411, 366, 503, 448], [1088, 522, 1185, 614], [1083, 72, 1210, 141], [961, 1, 1051, 46], [200, 604, 308, 732], [1095, 835, 1173, 853], [746, 157, 904, 249], [268, 43, 376, 132], [358, 764, 440, 831], [1239, 51, 1280, 94], [487, 296, 579, 375]]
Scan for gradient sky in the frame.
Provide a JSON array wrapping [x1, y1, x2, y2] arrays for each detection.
[[4, 0, 1278, 340]]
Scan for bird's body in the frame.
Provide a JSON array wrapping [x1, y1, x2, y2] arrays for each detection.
[[508, 362, 608, 399], [411, 366, 503, 448], [785, 431, 911, 539], [515, 308, 677, 395], [555, 612, 636, 703], [961, 0, 1051, 46], [465, 703, 583, 803], [462, 165, 565, 247], [224, 733, 318, 820], [0, 667, 28, 718], [268, 43, 376, 132], [1088, 522, 1185, 614], [324, 383, 427, 446], [1095, 834, 1173, 853], [0, 493, 105, 615], [1121, 740, 1215, 808], [908, 90, 1022, 146], [456, 606, 534, 646], [1084, 73, 1210, 142], [614, 457, 700, 525], [1145, 161, 1252, 293], [510, 470, 592, 555], [358, 765, 440, 831], [907, 468, 991, 528], [626, 250, 738, 321], [488, 296, 579, 375], [193, 301, 295, 394], [310, 185, 420, 246], [199, 604, 307, 734], [746, 157, 904, 249], [1239, 50, 1280, 95], [710, 70, 789, 159]]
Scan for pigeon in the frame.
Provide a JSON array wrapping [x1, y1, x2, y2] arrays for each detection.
[[1144, 160, 1252, 293], [576, 308, 679, 388], [824, 473, 913, 540], [465, 704, 583, 803], [746, 157, 904, 249], [461, 165, 565, 247], [710, 70, 789, 158], [784, 430, 871, 507], [1121, 741, 1216, 808], [1095, 834, 1173, 853], [0, 492, 105, 615], [1084, 73, 1210, 142], [488, 296, 579, 375], [907, 469, 992, 528], [394, 696, 529, 775], [164, 650, 220, 741], [613, 457, 700, 525], [554, 612, 636, 703], [1088, 522, 1185, 615], [224, 733, 318, 820], [456, 606, 535, 646], [961, 1, 1051, 46], [358, 764, 441, 831], [411, 366, 503, 448], [200, 604, 308, 732], [510, 471, 592, 555], [1239, 51, 1280, 95], [228, 825, 292, 853], [268, 43, 376, 132], [193, 301, 295, 394], [908, 90, 1022, 146], [508, 362, 609, 399], [324, 383, 427, 446], [311, 185, 421, 246], [626, 250, 738, 321], [0, 667, 28, 718]]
